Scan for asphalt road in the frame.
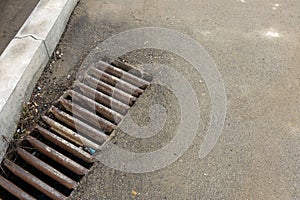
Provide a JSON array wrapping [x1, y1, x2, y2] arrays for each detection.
[[0, 0, 39, 54], [53, 0, 300, 199]]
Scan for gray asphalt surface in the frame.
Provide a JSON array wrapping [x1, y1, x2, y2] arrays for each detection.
[[0, 0, 39, 54], [54, 0, 300, 199]]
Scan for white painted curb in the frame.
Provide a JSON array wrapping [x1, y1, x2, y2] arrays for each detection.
[[0, 0, 79, 161]]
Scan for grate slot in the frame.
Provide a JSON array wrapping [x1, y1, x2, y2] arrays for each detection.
[[16, 147, 78, 190], [88, 66, 144, 97], [14, 148, 73, 196], [26, 136, 88, 176], [60, 98, 116, 133], [37, 137, 92, 171], [84, 74, 137, 105], [34, 152, 81, 183], [36, 125, 94, 163], [0, 176, 35, 200], [111, 59, 152, 82], [63, 90, 123, 124], [75, 81, 130, 115], [94, 60, 150, 89], [50, 106, 108, 144], [1, 171, 50, 200], [42, 116, 100, 150], [3, 159, 66, 200]]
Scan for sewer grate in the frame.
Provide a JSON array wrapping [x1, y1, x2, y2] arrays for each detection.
[[0, 60, 151, 200]]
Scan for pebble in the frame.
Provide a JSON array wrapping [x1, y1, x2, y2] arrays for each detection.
[[131, 189, 137, 196]]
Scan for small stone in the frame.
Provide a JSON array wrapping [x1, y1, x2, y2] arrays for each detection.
[[131, 189, 137, 196]]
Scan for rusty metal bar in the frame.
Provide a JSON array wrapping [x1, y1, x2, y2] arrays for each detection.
[[63, 90, 123, 124], [88, 67, 144, 97], [16, 147, 78, 189], [60, 98, 116, 133], [3, 159, 66, 200], [26, 136, 88, 176], [0, 175, 36, 200], [112, 59, 152, 82], [42, 116, 100, 150], [36, 125, 95, 163], [84, 74, 137, 105], [50, 106, 109, 144], [94, 60, 149, 89], [75, 81, 130, 115]]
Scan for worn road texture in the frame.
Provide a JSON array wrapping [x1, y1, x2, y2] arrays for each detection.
[[0, 0, 39, 54], [52, 0, 299, 199]]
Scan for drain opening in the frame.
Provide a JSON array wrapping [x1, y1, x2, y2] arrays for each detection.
[[0, 60, 151, 199]]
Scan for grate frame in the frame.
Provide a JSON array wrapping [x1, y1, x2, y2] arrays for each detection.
[[0, 60, 151, 200]]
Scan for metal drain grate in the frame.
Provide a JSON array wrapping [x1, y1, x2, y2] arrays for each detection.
[[0, 60, 151, 200]]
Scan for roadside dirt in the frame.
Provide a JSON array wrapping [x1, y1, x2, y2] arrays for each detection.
[[14, 48, 78, 140]]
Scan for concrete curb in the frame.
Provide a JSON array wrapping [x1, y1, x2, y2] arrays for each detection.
[[0, 0, 79, 161]]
